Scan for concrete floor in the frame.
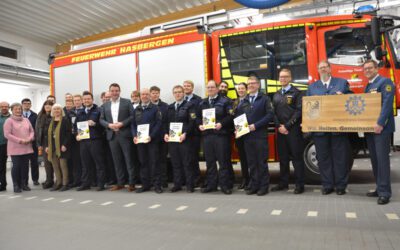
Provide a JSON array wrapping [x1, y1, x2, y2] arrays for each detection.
[[0, 152, 399, 250]]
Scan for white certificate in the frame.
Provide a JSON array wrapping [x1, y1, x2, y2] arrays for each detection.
[[77, 121, 90, 140], [202, 108, 216, 130], [234, 114, 250, 138], [169, 122, 183, 143], [137, 124, 150, 143]]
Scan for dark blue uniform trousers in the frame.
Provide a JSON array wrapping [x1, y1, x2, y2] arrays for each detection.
[[203, 134, 232, 189], [80, 139, 106, 187], [244, 137, 269, 191], [169, 138, 193, 189], [313, 134, 350, 190], [137, 140, 160, 189], [366, 133, 392, 198]]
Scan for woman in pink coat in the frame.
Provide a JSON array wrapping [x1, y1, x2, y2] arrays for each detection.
[[3, 103, 34, 193]]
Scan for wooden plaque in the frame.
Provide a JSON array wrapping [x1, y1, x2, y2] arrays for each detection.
[[302, 93, 381, 133]]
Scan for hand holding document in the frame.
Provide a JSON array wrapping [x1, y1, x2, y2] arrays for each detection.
[[137, 124, 150, 143], [202, 108, 216, 130], [168, 122, 183, 142], [77, 121, 90, 140], [233, 114, 250, 138]]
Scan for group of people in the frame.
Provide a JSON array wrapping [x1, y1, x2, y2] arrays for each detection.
[[0, 59, 394, 205]]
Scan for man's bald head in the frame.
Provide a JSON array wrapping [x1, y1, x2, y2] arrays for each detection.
[[0, 102, 10, 115], [140, 88, 151, 104]]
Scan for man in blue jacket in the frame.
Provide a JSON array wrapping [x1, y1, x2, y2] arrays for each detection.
[[132, 88, 163, 193], [363, 60, 395, 205], [236, 76, 274, 196], [75, 91, 107, 191], [307, 61, 351, 195]]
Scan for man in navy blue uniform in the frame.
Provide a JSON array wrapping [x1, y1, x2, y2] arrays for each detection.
[[132, 88, 163, 193], [164, 85, 197, 193], [75, 91, 107, 191], [272, 69, 305, 194], [307, 61, 351, 195], [363, 60, 395, 205], [183, 80, 203, 186], [236, 76, 274, 196], [21, 98, 39, 186], [198, 80, 234, 194], [150, 86, 169, 188]]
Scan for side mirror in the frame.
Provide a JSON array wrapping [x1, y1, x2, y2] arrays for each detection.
[[371, 17, 381, 46]]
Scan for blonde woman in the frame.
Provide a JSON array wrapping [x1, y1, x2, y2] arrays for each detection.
[[45, 104, 71, 191]]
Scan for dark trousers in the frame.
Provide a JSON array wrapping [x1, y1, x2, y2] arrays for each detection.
[[137, 140, 159, 189], [227, 138, 235, 188], [103, 138, 116, 184], [80, 139, 106, 187], [42, 151, 54, 184], [277, 126, 305, 188], [11, 154, 30, 188], [0, 144, 7, 188], [27, 143, 39, 184], [132, 144, 141, 184], [109, 135, 135, 185], [203, 134, 232, 189], [313, 134, 350, 190], [235, 138, 249, 185], [169, 138, 193, 188], [191, 135, 201, 182], [366, 133, 392, 198], [68, 139, 82, 186], [158, 141, 168, 185], [244, 137, 269, 191]]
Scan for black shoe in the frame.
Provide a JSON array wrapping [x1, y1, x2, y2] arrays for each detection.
[[135, 187, 150, 193], [59, 186, 69, 192], [377, 196, 390, 205], [271, 184, 288, 192], [50, 185, 61, 191], [155, 187, 163, 194], [96, 186, 105, 191], [170, 186, 182, 193], [322, 188, 334, 195], [33, 181, 40, 186], [162, 183, 168, 188], [257, 189, 268, 196], [238, 180, 249, 190], [246, 189, 258, 195], [76, 186, 90, 191], [294, 187, 305, 194], [221, 188, 232, 195], [0, 186, 6, 192], [336, 189, 346, 195], [201, 187, 217, 193], [106, 181, 116, 186], [366, 190, 378, 197], [13, 186, 21, 193], [21, 186, 31, 191], [186, 187, 194, 193], [42, 182, 54, 189]]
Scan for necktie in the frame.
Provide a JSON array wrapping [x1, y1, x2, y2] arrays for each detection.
[[23, 113, 27, 118], [250, 96, 255, 104], [142, 105, 147, 110], [175, 103, 180, 110], [282, 89, 286, 95], [86, 108, 89, 114], [185, 96, 189, 101], [210, 98, 215, 106], [324, 83, 328, 89]]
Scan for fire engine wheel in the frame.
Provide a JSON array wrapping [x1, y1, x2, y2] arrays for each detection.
[[303, 140, 355, 184], [303, 141, 321, 184]]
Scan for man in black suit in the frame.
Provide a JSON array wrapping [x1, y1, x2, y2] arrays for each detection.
[[100, 83, 136, 192], [21, 98, 39, 186], [183, 80, 203, 186]]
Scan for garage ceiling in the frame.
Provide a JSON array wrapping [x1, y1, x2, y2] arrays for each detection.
[[0, 0, 219, 46]]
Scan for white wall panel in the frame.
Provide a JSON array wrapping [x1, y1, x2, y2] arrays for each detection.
[[139, 41, 206, 104]]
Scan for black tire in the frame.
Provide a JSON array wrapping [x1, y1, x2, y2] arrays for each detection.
[[303, 140, 354, 184]]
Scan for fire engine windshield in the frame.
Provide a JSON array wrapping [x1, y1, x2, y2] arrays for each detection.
[[220, 26, 308, 84], [388, 27, 400, 64], [325, 28, 374, 66]]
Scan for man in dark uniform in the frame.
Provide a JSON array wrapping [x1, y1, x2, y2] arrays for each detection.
[[198, 80, 234, 195], [75, 91, 107, 191], [307, 61, 351, 195], [271, 69, 305, 194], [150, 86, 169, 188], [236, 76, 274, 196], [183, 80, 203, 186], [21, 98, 39, 186], [363, 60, 395, 205], [130, 90, 141, 184], [132, 88, 163, 193], [164, 85, 197, 192]]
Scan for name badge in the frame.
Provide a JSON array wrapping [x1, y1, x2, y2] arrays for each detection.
[[286, 95, 293, 104]]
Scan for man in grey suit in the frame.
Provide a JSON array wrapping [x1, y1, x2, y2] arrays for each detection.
[[100, 83, 136, 192]]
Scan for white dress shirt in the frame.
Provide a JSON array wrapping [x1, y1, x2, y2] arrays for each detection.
[[111, 97, 120, 123]]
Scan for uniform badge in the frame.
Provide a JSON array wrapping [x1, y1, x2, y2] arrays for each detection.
[[345, 95, 365, 115], [190, 113, 196, 119], [304, 100, 320, 119], [385, 85, 392, 92], [286, 95, 293, 105], [229, 109, 234, 115]]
